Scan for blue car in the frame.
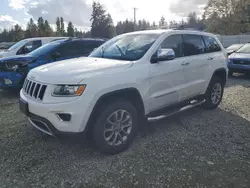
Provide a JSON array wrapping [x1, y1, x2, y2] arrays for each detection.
[[0, 38, 106, 90], [228, 43, 250, 76]]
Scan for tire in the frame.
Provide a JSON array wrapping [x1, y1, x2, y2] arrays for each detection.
[[92, 99, 138, 154], [201, 76, 224, 109]]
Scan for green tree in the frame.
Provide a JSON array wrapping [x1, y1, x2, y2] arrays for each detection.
[[159, 16, 165, 27], [56, 17, 61, 36], [44, 20, 53, 36], [204, 0, 249, 34], [12, 24, 24, 41], [90, 1, 114, 38], [60, 17, 65, 36], [37, 17, 45, 36], [187, 12, 198, 25], [25, 18, 37, 38], [67, 22, 75, 37]]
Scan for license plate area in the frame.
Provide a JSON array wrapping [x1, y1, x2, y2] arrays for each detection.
[[19, 98, 29, 116]]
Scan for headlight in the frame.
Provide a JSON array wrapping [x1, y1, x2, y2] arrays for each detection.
[[52, 85, 86, 97], [6, 63, 19, 70]]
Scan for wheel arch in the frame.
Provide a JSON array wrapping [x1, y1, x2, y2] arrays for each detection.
[[211, 68, 227, 87], [84, 87, 145, 133]]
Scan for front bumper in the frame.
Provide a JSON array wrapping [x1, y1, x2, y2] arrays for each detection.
[[0, 71, 23, 89], [228, 61, 250, 73], [20, 89, 91, 135]]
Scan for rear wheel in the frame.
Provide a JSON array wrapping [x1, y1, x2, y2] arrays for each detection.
[[202, 76, 224, 109], [92, 99, 138, 154]]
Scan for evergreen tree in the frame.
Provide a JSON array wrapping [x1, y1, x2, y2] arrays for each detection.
[[67, 22, 75, 37], [56, 17, 61, 36], [37, 17, 45, 36], [25, 18, 37, 38], [90, 1, 114, 38], [60, 17, 65, 36], [44, 20, 53, 36]]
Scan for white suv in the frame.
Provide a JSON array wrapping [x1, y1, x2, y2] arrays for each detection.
[[20, 29, 228, 154]]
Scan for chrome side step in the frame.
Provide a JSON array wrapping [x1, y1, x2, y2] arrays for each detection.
[[148, 99, 205, 122]]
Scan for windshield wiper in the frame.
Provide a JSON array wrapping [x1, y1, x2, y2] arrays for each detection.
[[116, 45, 125, 56], [101, 46, 105, 58]]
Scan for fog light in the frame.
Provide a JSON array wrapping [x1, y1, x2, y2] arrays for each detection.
[[56, 113, 71, 122], [4, 78, 12, 85]]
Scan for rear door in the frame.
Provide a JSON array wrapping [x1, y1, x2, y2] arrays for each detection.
[[52, 41, 85, 61], [181, 34, 208, 98]]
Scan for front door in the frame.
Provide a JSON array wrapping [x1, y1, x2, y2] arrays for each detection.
[[148, 34, 191, 112]]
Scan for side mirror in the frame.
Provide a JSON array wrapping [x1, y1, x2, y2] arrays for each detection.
[[52, 52, 61, 60], [151, 48, 175, 64]]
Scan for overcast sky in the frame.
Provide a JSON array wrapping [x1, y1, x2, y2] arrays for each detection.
[[0, 0, 208, 30]]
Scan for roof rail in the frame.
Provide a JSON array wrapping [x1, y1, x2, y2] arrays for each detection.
[[173, 25, 205, 31]]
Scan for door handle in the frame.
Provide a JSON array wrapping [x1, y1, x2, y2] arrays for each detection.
[[181, 62, 190, 66], [208, 57, 215, 60]]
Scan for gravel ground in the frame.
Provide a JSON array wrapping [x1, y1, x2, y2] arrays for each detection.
[[0, 75, 250, 188]]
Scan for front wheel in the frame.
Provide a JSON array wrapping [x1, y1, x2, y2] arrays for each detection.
[[201, 76, 224, 109], [92, 99, 138, 154]]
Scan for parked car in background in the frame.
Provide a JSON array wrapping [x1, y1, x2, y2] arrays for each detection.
[[228, 43, 250, 76], [226, 43, 244, 56], [20, 29, 228, 154], [0, 37, 67, 59], [0, 37, 106, 90]]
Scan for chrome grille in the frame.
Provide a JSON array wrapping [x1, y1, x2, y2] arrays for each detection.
[[23, 79, 47, 100]]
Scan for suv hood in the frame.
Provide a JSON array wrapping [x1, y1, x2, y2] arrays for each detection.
[[228, 52, 250, 59], [28, 57, 134, 84], [0, 55, 36, 72], [0, 55, 35, 63]]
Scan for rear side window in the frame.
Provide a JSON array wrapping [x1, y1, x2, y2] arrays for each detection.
[[55, 41, 84, 58], [160, 35, 183, 58], [82, 41, 105, 56], [202, 36, 221, 53], [183, 34, 205, 56], [54, 40, 104, 58]]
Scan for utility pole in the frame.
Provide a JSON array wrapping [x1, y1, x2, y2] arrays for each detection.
[[133, 7, 138, 31]]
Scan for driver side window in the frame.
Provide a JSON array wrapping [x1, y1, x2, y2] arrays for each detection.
[[160, 35, 183, 58]]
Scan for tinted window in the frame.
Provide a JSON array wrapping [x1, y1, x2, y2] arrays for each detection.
[[202, 36, 221, 53], [54, 41, 104, 58], [82, 41, 105, 56], [55, 41, 83, 58], [183, 35, 205, 56], [161, 35, 183, 58]]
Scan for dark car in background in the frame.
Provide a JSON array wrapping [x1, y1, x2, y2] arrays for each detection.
[[228, 43, 250, 76], [0, 37, 107, 90]]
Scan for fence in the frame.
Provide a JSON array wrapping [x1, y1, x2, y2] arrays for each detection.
[[216, 34, 250, 47]]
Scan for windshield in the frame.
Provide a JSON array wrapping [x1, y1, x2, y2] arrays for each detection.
[[7, 40, 27, 51], [28, 41, 62, 57], [236, 43, 250, 53], [89, 33, 160, 61], [227, 44, 243, 50]]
